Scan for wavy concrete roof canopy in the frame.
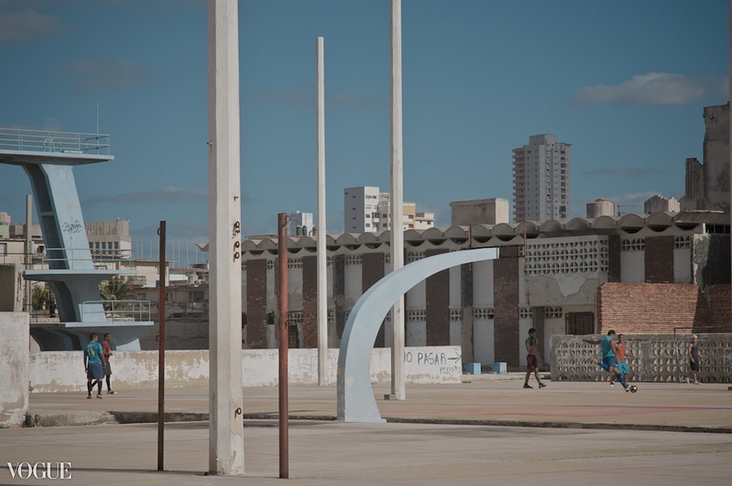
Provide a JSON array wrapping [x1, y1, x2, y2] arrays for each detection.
[[590, 215, 620, 233], [237, 211, 728, 251], [514, 221, 540, 239], [618, 213, 645, 233], [444, 225, 469, 244], [491, 222, 516, 241], [539, 220, 564, 236], [565, 217, 592, 235], [646, 212, 674, 232], [422, 227, 447, 245], [470, 224, 493, 243]]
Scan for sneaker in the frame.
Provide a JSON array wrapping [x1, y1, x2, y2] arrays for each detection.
[[107, 390, 116, 395], [694, 381, 701, 385], [87, 394, 92, 399], [538, 382, 546, 388], [625, 387, 630, 393], [523, 383, 532, 389], [96, 394, 103, 399], [609, 381, 614, 387], [591, 359, 599, 365]]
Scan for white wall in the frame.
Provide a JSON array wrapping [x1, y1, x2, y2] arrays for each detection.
[[0, 313, 29, 427], [674, 248, 692, 283], [28, 346, 463, 393], [621, 251, 644, 282]]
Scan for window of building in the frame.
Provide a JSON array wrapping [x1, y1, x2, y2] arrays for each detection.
[[565, 312, 594, 334]]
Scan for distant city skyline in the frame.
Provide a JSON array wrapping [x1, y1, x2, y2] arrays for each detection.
[[0, 1, 727, 242]]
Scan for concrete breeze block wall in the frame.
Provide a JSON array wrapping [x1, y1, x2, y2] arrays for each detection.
[[28, 346, 463, 393], [551, 334, 732, 383]]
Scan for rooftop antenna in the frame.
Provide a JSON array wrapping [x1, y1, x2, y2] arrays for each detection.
[[96, 102, 100, 135]]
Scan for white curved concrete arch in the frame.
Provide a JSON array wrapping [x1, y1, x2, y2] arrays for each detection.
[[336, 247, 498, 422]]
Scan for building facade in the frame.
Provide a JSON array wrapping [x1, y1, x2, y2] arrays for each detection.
[[644, 195, 680, 214], [85, 219, 132, 258], [240, 211, 731, 369], [450, 198, 509, 226], [344, 186, 431, 232], [513, 134, 571, 222], [289, 211, 314, 236]]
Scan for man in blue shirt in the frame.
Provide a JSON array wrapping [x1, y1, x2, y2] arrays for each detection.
[[584, 330, 629, 391], [84, 333, 105, 399]]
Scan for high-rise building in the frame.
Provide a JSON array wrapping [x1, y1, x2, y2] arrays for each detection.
[[343, 186, 431, 233], [512, 134, 571, 222], [344, 186, 381, 233], [289, 211, 313, 236]]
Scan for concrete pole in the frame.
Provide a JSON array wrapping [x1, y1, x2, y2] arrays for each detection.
[[316, 36, 328, 385], [207, 0, 244, 475], [25, 195, 32, 313], [390, 0, 406, 400]]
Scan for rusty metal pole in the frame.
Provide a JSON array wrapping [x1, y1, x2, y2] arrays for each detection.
[[277, 213, 289, 479], [157, 221, 166, 471]]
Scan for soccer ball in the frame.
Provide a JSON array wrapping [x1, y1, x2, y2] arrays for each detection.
[[629, 385, 638, 393]]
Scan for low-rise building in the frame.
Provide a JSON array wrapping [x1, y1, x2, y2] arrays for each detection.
[[240, 211, 731, 369]]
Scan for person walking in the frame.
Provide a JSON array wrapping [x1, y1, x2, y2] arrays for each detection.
[[584, 330, 630, 392], [523, 328, 546, 389], [102, 333, 117, 395], [84, 333, 105, 399], [687, 335, 704, 384]]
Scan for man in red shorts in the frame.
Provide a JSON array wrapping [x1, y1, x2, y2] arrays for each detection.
[[524, 328, 546, 389]]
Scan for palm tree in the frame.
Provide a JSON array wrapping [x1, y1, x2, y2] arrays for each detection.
[[100, 276, 136, 301], [31, 284, 51, 311]]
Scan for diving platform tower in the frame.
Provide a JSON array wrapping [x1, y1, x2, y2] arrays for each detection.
[[0, 128, 153, 350]]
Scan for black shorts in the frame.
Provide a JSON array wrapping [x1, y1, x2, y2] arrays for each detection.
[[690, 360, 699, 372], [104, 361, 112, 376], [526, 354, 538, 371], [87, 363, 104, 380]]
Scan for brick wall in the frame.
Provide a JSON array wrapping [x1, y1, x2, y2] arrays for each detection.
[[425, 249, 450, 346], [301, 256, 317, 348], [708, 284, 732, 332], [494, 246, 520, 366], [362, 252, 385, 347], [245, 259, 268, 349], [644, 236, 674, 283], [597, 282, 732, 334]]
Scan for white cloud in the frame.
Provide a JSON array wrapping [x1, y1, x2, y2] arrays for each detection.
[[84, 186, 208, 206], [572, 73, 728, 106], [0, 6, 65, 44], [63, 57, 159, 93]]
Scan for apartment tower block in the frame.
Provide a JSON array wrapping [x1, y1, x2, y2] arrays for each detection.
[[512, 134, 571, 222]]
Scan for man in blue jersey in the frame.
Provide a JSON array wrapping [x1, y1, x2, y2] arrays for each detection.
[[84, 333, 105, 399], [584, 330, 629, 391]]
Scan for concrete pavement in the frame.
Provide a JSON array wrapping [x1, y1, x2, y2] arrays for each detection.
[[1, 376, 730, 485]]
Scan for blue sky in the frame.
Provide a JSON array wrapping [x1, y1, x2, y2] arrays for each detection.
[[0, 0, 728, 258]]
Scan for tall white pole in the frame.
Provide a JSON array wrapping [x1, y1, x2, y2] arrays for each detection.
[[390, 0, 406, 400], [316, 36, 328, 385], [207, 0, 244, 475]]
